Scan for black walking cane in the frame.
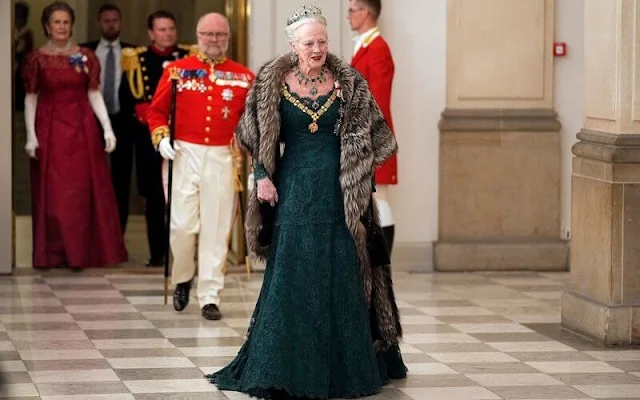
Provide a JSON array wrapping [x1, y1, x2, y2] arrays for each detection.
[[164, 67, 180, 305]]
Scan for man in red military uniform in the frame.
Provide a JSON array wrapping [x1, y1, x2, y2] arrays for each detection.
[[147, 13, 254, 320], [348, 0, 398, 254]]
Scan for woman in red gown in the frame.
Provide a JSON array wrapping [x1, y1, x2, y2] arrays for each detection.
[[21, 1, 127, 268]]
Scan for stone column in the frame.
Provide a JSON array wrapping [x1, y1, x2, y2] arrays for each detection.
[[434, 0, 568, 271], [561, 0, 640, 345]]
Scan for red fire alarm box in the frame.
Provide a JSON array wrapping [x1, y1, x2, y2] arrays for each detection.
[[554, 42, 567, 56]]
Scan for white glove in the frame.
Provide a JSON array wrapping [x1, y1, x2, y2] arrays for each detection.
[[104, 130, 116, 153], [24, 93, 39, 159], [158, 137, 180, 160], [87, 90, 116, 153], [25, 134, 39, 159]]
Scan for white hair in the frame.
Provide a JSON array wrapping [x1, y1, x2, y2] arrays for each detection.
[[285, 16, 327, 43]]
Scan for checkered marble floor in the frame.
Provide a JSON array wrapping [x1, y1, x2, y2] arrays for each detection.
[[1, 271, 639, 399]]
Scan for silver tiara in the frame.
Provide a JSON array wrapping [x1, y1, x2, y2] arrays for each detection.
[[286, 5, 323, 26]]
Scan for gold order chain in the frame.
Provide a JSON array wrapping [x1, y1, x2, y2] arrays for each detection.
[[281, 84, 338, 133]]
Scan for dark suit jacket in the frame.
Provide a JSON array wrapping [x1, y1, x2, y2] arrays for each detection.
[[80, 39, 135, 111]]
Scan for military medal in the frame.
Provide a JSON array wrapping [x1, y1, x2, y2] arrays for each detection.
[[309, 122, 319, 133], [209, 66, 217, 83], [222, 88, 234, 101], [222, 106, 231, 119]]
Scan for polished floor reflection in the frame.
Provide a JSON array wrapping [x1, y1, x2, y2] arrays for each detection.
[[0, 270, 639, 399]]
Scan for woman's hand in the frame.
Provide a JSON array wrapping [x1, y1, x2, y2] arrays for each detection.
[[257, 177, 278, 207], [25, 135, 39, 159], [103, 129, 117, 153]]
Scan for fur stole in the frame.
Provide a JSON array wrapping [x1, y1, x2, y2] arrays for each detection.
[[236, 52, 401, 347]]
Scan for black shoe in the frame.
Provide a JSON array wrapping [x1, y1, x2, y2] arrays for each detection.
[[146, 257, 165, 267], [202, 304, 222, 320], [173, 280, 192, 312]]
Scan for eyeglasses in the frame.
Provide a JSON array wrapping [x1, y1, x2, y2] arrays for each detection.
[[348, 7, 365, 14], [197, 31, 229, 39]]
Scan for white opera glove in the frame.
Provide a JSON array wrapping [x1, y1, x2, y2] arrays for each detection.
[[158, 137, 180, 160], [24, 94, 39, 159], [87, 90, 117, 153], [103, 129, 116, 153]]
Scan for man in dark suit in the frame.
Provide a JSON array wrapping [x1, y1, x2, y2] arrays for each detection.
[[119, 10, 193, 267], [81, 4, 136, 238]]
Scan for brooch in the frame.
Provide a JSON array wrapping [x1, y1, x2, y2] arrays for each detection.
[[69, 53, 88, 73]]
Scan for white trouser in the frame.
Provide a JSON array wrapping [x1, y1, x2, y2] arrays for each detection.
[[162, 140, 234, 308], [374, 184, 394, 227]]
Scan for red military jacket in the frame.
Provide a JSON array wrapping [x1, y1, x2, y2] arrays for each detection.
[[351, 28, 398, 185], [147, 52, 254, 148]]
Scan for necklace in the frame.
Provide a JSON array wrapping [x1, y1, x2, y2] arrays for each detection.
[[282, 84, 338, 133], [46, 40, 72, 53], [294, 66, 327, 96]]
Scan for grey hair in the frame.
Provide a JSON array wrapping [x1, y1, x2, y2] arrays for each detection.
[[285, 15, 327, 43]]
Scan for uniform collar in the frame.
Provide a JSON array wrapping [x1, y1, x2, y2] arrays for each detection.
[[353, 26, 380, 55], [196, 51, 227, 65], [150, 44, 177, 57]]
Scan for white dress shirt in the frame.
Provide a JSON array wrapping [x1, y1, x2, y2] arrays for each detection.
[[94, 37, 122, 114], [352, 27, 380, 56]]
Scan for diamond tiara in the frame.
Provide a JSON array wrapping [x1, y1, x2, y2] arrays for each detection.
[[286, 4, 324, 26]]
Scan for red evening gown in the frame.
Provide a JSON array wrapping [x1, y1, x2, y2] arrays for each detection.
[[21, 48, 128, 268]]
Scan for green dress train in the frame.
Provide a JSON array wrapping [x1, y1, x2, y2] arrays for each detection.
[[207, 83, 407, 399]]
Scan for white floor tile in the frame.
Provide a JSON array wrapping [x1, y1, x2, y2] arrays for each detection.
[[123, 379, 218, 393], [428, 352, 519, 363], [466, 372, 563, 386], [91, 338, 175, 350], [403, 362, 460, 375], [526, 361, 624, 373], [403, 333, 480, 344], [159, 327, 240, 338], [179, 346, 242, 357], [29, 369, 120, 383], [107, 357, 195, 369], [487, 341, 577, 352], [574, 384, 640, 398], [1, 383, 39, 397], [451, 323, 533, 333], [401, 386, 501, 400]]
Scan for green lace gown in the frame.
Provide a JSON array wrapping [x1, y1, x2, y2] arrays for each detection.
[[207, 84, 407, 399]]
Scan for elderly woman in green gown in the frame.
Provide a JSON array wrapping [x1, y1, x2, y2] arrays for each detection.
[[207, 5, 407, 399]]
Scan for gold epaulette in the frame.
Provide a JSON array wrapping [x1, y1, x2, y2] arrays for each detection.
[[121, 46, 146, 72], [122, 46, 147, 100], [178, 44, 199, 56]]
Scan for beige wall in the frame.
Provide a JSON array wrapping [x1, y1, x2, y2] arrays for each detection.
[[446, 0, 555, 109], [554, 0, 584, 240], [21, 0, 89, 45], [1, 0, 13, 274]]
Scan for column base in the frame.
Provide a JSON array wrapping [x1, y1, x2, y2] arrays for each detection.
[[433, 240, 568, 271], [561, 290, 640, 346]]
